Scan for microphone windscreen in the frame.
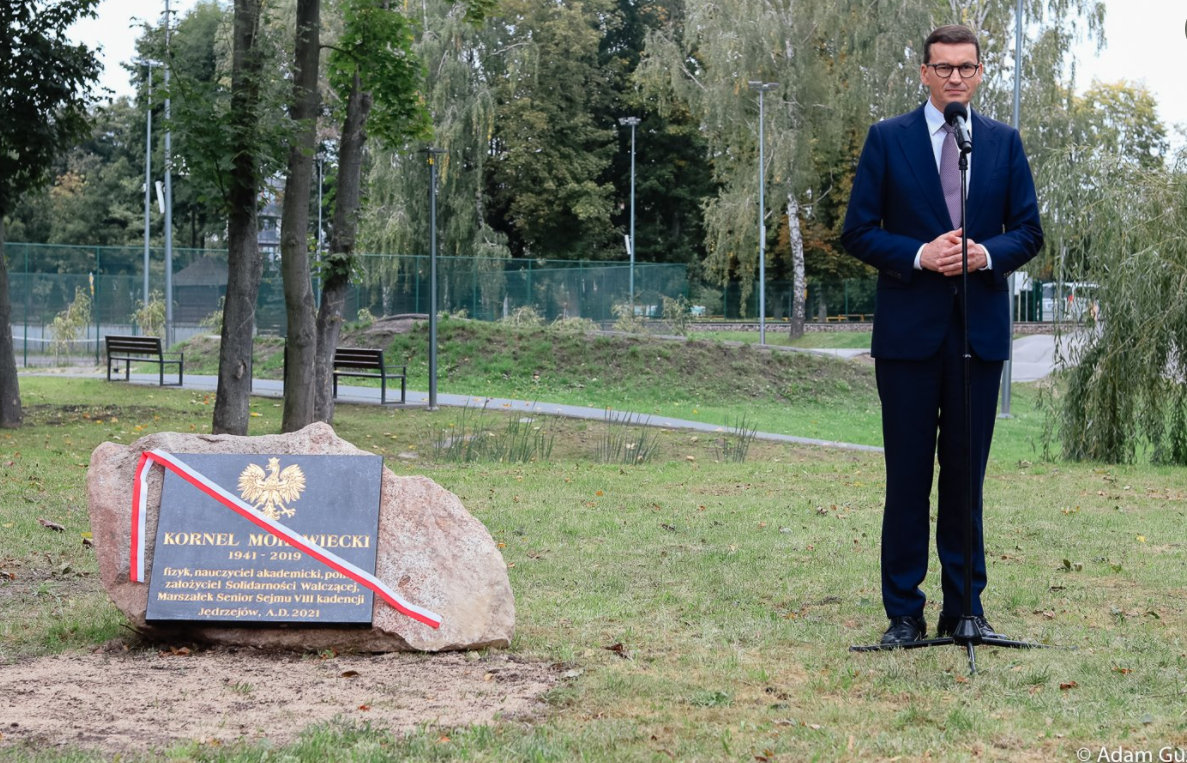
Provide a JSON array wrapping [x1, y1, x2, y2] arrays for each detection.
[[943, 101, 967, 125]]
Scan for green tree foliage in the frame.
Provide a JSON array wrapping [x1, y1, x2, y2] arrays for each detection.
[[163, 1, 291, 221], [328, 0, 430, 147], [149, 0, 232, 248], [484, 0, 620, 259], [358, 0, 509, 323], [4, 99, 145, 251], [1040, 125, 1184, 464], [0, 1, 102, 218], [1070, 81, 1167, 170], [1, 0, 103, 427], [1049, 147, 1187, 460], [361, 0, 500, 261]]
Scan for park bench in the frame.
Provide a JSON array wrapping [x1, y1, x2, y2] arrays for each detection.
[[332, 347, 406, 405], [104, 335, 184, 386]]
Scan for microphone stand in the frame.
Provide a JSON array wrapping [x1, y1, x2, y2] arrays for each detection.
[[850, 132, 1051, 674]]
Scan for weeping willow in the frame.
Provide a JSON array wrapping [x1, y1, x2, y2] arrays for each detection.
[[1040, 147, 1187, 463]]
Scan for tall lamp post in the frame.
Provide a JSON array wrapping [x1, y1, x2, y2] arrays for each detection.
[[748, 81, 777, 345], [618, 116, 640, 311], [141, 60, 154, 313], [162, 0, 175, 347], [314, 147, 325, 305], [425, 147, 444, 411]]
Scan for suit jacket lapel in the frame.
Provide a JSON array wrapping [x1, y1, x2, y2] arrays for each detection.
[[893, 105, 950, 229], [967, 111, 1001, 221]]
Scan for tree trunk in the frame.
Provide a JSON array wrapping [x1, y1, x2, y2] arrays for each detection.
[[0, 218, 23, 428], [314, 73, 372, 423], [280, 0, 321, 433], [787, 194, 805, 340], [212, 0, 266, 435]]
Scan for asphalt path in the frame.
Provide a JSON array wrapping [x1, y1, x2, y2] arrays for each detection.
[[51, 335, 1060, 455]]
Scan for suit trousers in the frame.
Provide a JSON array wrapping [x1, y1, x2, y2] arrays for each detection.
[[874, 306, 1003, 620]]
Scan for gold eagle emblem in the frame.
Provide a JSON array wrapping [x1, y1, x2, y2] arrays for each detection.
[[237, 458, 306, 520]]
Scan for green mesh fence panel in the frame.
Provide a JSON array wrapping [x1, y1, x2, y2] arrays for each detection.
[[5, 241, 893, 366]]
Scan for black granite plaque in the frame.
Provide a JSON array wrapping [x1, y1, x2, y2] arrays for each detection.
[[146, 453, 383, 624]]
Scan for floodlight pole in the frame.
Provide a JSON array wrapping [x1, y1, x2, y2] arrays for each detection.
[[163, 0, 174, 347], [426, 147, 444, 411], [619, 116, 640, 311], [749, 81, 777, 345]]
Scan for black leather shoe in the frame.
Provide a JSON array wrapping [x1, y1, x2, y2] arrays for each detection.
[[936, 614, 1005, 639], [880, 615, 926, 646]]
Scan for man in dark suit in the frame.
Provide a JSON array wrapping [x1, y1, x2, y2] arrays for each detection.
[[841, 25, 1043, 646]]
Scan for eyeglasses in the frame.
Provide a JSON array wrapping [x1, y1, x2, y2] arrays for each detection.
[[925, 62, 980, 79]]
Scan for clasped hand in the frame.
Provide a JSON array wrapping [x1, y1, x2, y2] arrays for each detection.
[[920, 228, 986, 276]]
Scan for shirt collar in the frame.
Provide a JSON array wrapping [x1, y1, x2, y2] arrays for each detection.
[[925, 100, 973, 135]]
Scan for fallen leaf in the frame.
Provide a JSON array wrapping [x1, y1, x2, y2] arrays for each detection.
[[38, 518, 66, 532], [603, 643, 630, 659], [160, 646, 192, 657], [1113, 666, 1132, 675]]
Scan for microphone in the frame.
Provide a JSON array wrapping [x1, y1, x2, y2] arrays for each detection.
[[943, 101, 972, 153]]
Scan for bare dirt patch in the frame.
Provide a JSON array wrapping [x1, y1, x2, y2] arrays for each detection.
[[0, 642, 558, 757]]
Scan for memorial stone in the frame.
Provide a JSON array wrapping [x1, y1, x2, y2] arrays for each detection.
[[87, 423, 514, 652]]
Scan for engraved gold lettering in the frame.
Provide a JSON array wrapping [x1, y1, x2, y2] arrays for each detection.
[[161, 532, 239, 546]]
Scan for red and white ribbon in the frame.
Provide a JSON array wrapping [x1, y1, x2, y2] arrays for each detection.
[[131, 449, 441, 629]]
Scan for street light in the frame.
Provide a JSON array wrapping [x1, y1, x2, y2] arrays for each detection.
[[618, 116, 640, 311], [748, 80, 777, 345]]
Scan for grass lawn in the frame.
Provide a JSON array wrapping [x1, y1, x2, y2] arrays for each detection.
[[686, 328, 873, 350], [3, 335, 1184, 759]]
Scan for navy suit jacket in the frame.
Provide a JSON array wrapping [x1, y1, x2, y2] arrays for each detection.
[[841, 104, 1043, 361]]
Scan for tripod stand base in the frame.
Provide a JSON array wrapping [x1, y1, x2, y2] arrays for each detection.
[[850, 617, 1052, 673]]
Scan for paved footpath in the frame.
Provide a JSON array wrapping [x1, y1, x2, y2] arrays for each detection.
[[38, 336, 1059, 455]]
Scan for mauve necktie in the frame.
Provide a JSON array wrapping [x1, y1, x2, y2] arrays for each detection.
[[940, 123, 961, 228]]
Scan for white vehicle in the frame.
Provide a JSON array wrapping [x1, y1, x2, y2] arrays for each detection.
[[1041, 281, 1099, 322]]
